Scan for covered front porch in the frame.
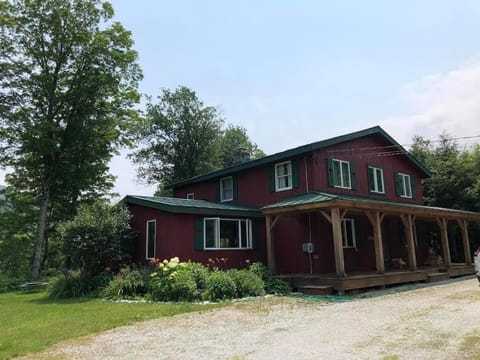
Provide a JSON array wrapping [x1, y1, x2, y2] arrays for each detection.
[[262, 192, 480, 293]]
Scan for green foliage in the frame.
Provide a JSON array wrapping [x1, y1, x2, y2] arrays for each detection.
[[47, 272, 112, 299], [0, 275, 24, 293], [149, 258, 201, 301], [219, 125, 266, 167], [102, 266, 150, 299], [130, 87, 265, 193], [0, 0, 142, 279], [410, 134, 480, 212], [227, 269, 265, 298], [59, 201, 136, 277], [206, 271, 237, 301], [249, 262, 291, 295]]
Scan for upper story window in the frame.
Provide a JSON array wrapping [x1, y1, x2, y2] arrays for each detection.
[[396, 173, 412, 198], [204, 218, 252, 249], [368, 166, 385, 194], [186, 193, 194, 200], [341, 218, 356, 248], [275, 161, 292, 191], [332, 159, 351, 189], [220, 176, 233, 202]]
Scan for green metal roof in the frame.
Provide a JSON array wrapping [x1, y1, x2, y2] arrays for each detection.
[[262, 191, 480, 220], [169, 126, 431, 189], [123, 195, 263, 217]]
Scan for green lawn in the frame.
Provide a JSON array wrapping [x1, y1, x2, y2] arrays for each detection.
[[0, 291, 220, 359]]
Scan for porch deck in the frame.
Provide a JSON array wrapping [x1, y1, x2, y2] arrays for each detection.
[[280, 264, 475, 293]]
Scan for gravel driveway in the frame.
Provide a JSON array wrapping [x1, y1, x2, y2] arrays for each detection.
[[25, 277, 480, 360]]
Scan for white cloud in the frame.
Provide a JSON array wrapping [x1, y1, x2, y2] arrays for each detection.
[[381, 61, 480, 145]]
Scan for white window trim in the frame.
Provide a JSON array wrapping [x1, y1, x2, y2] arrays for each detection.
[[369, 166, 385, 194], [186, 193, 194, 200], [398, 173, 412, 198], [145, 219, 156, 260], [275, 160, 293, 192], [333, 159, 351, 189], [203, 217, 252, 250], [341, 218, 356, 248], [220, 176, 233, 202]]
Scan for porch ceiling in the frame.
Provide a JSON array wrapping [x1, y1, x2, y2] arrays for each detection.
[[261, 191, 480, 222]]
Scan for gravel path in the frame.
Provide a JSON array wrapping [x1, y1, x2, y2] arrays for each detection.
[[25, 277, 480, 360]]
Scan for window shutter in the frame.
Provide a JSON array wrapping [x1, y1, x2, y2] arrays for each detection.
[[410, 175, 416, 198], [233, 176, 238, 200], [367, 166, 374, 192], [215, 179, 221, 202], [327, 158, 334, 187], [194, 217, 204, 250], [251, 219, 261, 250], [292, 159, 299, 188], [350, 163, 356, 190], [394, 172, 401, 196], [267, 166, 275, 192]]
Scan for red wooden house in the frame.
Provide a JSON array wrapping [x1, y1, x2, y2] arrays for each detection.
[[124, 126, 480, 292]]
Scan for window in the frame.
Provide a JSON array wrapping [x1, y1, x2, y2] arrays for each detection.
[[333, 159, 351, 189], [204, 218, 252, 249], [397, 173, 412, 198], [341, 218, 356, 248], [146, 220, 156, 260], [220, 176, 233, 202], [186, 193, 194, 200], [368, 166, 385, 194], [275, 161, 292, 191]]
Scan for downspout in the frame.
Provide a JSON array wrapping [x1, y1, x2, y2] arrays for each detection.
[[305, 156, 313, 273]]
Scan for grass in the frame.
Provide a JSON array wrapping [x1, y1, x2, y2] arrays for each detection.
[[0, 291, 221, 359]]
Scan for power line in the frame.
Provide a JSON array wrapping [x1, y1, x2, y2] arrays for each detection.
[[326, 134, 480, 154]]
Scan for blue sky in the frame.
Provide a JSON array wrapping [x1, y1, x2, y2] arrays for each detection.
[[2, 1, 480, 197]]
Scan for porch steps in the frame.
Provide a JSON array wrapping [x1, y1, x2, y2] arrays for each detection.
[[427, 272, 450, 283], [300, 285, 334, 295]]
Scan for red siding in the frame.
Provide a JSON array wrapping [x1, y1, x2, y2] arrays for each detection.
[[174, 134, 426, 206], [129, 204, 266, 268]]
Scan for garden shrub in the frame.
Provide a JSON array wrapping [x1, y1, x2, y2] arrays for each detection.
[[227, 269, 265, 298], [0, 275, 24, 293], [48, 271, 111, 299], [205, 271, 236, 300], [102, 266, 150, 299], [149, 257, 202, 302], [249, 262, 291, 295]]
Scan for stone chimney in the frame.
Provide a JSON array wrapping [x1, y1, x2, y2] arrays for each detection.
[[231, 146, 250, 165]]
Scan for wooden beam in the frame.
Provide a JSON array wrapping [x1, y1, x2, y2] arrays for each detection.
[[435, 217, 451, 268], [319, 210, 331, 224], [331, 208, 345, 276], [400, 214, 417, 271], [271, 215, 280, 230], [366, 211, 385, 274], [265, 215, 275, 273], [456, 219, 472, 265]]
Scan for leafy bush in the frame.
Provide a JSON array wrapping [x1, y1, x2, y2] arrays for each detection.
[[0, 275, 24, 293], [206, 271, 236, 300], [149, 258, 202, 302], [48, 272, 111, 299], [249, 262, 291, 295], [102, 266, 150, 299], [227, 269, 265, 298], [59, 201, 135, 278]]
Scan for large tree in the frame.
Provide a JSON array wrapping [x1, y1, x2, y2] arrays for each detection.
[[0, 0, 142, 279], [131, 86, 224, 191], [219, 125, 265, 167]]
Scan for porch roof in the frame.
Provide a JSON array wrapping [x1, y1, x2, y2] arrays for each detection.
[[123, 195, 263, 217], [262, 191, 480, 222]]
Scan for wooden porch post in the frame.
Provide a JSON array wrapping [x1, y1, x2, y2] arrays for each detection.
[[456, 219, 472, 265], [265, 215, 276, 273], [331, 208, 345, 276], [400, 214, 417, 271], [435, 218, 451, 267], [366, 211, 385, 274]]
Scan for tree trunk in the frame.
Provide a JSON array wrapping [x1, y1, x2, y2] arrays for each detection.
[[31, 190, 50, 280]]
